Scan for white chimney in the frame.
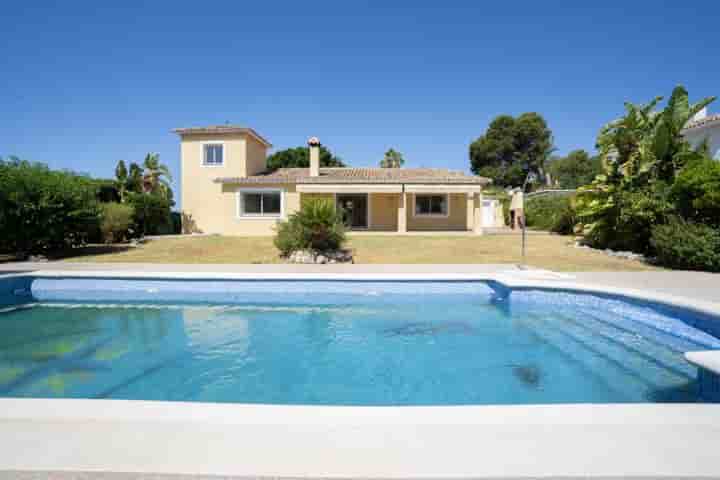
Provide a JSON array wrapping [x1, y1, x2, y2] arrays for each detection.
[[308, 136, 320, 177], [692, 107, 708, 122]]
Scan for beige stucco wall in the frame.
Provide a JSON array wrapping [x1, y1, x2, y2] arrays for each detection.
[[180, 133, 269, 234], [205, 183, 298, 236], [369, 193, 399, 231], [245, 137, 269, 176], [407, 193, 468, 231]]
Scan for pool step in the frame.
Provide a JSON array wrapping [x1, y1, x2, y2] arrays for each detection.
[[579, 307, 703, 354], [547, 312, 693, 395], [521, 313, 650, 401], [563, 311, 695, 380], [580, 304, 720, 352]]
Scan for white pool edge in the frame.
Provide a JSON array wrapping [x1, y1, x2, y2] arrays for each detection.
[[1, 269, 720, 478]]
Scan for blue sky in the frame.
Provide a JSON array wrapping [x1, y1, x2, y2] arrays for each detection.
[[2, 1, 719, 205]]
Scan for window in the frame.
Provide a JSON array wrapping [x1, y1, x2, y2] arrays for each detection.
[[414, 194, 448, 216], [238, 190, 282, 217], [203, 144, 224, 165]]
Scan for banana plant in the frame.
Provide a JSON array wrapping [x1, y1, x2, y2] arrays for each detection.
[[576, 86, 716, 250]]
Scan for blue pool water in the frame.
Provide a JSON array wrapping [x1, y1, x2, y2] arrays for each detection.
[[1, 278, 719, 405]]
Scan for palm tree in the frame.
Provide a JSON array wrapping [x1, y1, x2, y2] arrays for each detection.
[[380, 148, 404, 168], [114, 160, 128, 203], [141, 153, 173, 198], [126, 162, 144, 194]]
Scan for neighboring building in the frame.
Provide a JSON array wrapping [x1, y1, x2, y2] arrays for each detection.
[[682, 108, 720, 160], [174, 126, 493, 235]]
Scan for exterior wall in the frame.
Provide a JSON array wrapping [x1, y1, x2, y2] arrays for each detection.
[[407, 193, 468, 231], [684, 125, 720, 160], [208, 183, 298, 236], [245, 137, 269, 175], [180, 133, 272, 234], [181, 133, 248, 234], [369, 193, 399, 231]]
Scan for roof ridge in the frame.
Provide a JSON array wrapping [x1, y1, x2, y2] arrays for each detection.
[[683, 113, 720, 131]]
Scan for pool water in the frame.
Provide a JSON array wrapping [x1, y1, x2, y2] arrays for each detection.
[[1, 279, 718, 405]]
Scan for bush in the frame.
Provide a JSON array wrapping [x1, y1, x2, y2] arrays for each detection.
[[126, 192, 171, 235], [0, 158, 100, 254], [671, 158, 720, 228], [650, 218, 720, 272], [525, 195, 577, 234], [274, 198, 346, 255], [579, 183, 674, 254], [99, 203, 134, 243]]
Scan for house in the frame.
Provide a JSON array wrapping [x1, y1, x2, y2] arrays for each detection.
[[682, 108, 720, 160], [174, 125, 495, 235]]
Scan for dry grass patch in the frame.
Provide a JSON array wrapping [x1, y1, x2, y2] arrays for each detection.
[[64, 234, 658, 271]]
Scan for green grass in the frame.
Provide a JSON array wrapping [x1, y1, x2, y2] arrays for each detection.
[[62, 234, 659, 271]]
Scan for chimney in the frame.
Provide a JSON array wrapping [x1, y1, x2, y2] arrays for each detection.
[[308, 136, 320, 177]]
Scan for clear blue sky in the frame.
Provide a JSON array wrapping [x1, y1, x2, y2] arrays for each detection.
[[2, 1, 718, 206]]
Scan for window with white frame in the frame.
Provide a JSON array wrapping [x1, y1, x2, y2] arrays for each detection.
[[414, 194, 448, 216], [203, 144, 224, 166], [238, 190, 282, 217]]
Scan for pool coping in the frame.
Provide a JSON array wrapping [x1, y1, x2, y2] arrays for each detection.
[[1, 269, 720, 478]]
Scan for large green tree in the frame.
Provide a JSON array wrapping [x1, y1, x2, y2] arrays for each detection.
[[469, 113, 554, 187], [548, 150, 602, 189], [266, 146, 345, 171]]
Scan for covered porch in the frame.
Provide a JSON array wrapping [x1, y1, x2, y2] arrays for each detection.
[[296, 184, 485, 235]]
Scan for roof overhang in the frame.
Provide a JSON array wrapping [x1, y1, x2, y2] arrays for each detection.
[[405, 184, 484, 193], [297, 184, 403, 193], [172, 126, 272, 148]]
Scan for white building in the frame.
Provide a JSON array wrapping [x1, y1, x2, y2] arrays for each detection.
[[682, 108, 720, 160]]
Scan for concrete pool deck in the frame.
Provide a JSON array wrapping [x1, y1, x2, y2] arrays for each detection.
[[0, 263, 719, 479]]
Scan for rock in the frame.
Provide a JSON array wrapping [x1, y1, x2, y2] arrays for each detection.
[[286, 249, 353, 264]]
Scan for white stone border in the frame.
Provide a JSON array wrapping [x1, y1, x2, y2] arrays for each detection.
[[2, 269, 720, 477]]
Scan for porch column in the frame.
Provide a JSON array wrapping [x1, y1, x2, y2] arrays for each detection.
[[474, 191, 484, 235], [398, 192, 407, 233]]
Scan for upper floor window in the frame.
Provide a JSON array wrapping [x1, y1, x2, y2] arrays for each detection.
[[414, 194, 448, 216], [203, 144, 224, 166]]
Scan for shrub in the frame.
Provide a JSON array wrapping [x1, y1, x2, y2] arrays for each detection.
[[99, 203, 134, 243], [274, 198, 346, 255], [525, 195, 577, 234], [650, 218, 720, 272], [579, 183, 674, 253], [671, 158, 720, 228], [0, 158, 100, 254], [126, 192, 171, 235]]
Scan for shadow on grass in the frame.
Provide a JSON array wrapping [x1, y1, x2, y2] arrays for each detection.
[[0, 245, 135, 263]]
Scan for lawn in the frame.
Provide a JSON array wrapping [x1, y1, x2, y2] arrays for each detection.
[[63, 234, 658, 271]]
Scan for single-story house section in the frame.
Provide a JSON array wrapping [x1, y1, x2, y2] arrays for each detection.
[[682, 108, 720, 160], [174, 126, 495, 235]]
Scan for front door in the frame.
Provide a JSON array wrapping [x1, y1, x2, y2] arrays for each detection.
[[336, 194, 368, 229]]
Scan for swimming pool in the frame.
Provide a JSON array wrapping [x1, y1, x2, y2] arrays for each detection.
[[1, 275, 719, 405]]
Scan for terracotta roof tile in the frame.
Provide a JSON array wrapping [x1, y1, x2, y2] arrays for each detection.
[[215, 168, 490, 185]]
